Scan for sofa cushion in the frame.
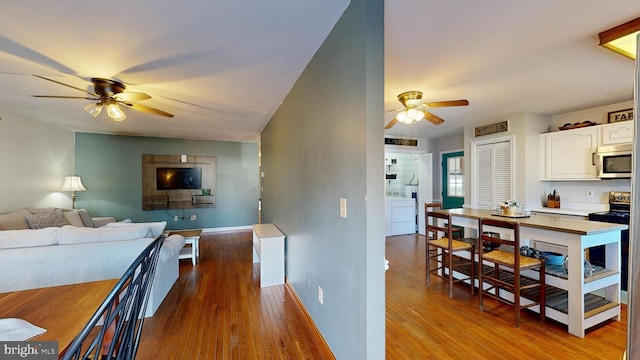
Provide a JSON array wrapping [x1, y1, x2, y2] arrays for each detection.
[[0, 227, 59, 249], [56, 225, 153, 245], [0, 209, 31, 230], [25, 210, 68, 229], [63, 210, 85, 227], [104, 221, 167, 238]]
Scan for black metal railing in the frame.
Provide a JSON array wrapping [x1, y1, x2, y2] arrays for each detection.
[[60, 235, 165, 360]]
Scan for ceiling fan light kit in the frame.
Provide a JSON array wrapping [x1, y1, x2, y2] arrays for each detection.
[[384, 90, 469, 129], [32, 75, 174, 122], [396, 108, 425, 125], [107, 103, 126, 121], [84, 103, 103, 117]]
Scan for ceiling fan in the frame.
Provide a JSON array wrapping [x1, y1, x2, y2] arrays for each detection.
[[385, 91, 468, 129], [31, 75, 174, 121]]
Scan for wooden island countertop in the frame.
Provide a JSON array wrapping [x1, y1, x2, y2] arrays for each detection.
[[439, 208, 628, 235]]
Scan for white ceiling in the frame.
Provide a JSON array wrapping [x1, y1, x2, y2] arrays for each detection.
[[0, 1, 638, 143]]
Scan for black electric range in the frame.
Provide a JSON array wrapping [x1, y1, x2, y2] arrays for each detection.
[[588, 191, 630, 290]]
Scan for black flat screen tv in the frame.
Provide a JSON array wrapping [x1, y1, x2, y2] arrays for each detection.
[[156, 167, 202, 190]]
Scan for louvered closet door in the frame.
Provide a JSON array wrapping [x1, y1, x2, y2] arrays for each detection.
[[474, 140, 512, 210]]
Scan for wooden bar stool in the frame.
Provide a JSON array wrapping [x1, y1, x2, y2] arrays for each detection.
[[425, 202, 463, 238], [426, 211, 475, 298], [478, 218, 545, 327]]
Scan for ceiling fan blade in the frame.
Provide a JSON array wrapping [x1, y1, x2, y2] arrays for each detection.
[[423, 110, 444, 125], [384, 118, 398, 129], [33, 74, 97, 97], [385, 108, 404, 113], [31, 95, 97, 100], [120, 102, 174, 118], [423, 99, 469, 108], [113, 92, 151, 102]]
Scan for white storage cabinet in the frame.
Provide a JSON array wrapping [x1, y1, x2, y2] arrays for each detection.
[[252, 224, 285, 287]]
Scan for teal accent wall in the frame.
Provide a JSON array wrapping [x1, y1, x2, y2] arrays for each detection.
[[74, 133, 259, 230], [260, 0, 385, 358]]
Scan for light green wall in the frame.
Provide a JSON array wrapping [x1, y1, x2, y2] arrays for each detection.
[[0, 107, 75, 212], [74, 132, 259, 230], [260, 0, 385, 358]]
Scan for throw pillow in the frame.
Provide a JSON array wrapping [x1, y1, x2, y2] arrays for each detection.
[[63, 210, 85, 227], [24, 210, 68, 229], [0, 209, 31, 230], [76, 209, 95, 227]]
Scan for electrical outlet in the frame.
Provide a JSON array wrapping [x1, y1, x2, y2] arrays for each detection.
[[586, 189, 594, 198], [318, 286, 324, 305], [190, 214, 197, 221], [173, 215, 179, 222]]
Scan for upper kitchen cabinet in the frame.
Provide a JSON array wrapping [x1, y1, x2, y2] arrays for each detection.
[[600, 121, 634, 145], [541, 126, 599, 180]]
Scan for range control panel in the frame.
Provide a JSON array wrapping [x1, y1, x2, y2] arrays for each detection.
[[609, 191, 631, 205]]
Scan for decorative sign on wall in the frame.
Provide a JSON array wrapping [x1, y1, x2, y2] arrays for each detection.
[[384, 138, 418, 146], [474, 120, 509, 137], [608, 108, 634, 123]]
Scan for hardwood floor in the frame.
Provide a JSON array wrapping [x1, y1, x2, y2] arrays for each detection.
[[137, 230, 627, 359], [386, 233, 627, 360], [137, 230, 333, 360]]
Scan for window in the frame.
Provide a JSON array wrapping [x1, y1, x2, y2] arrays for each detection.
[[447, 156, 464, 197]]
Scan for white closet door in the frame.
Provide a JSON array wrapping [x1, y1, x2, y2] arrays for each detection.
[[473, 140, 513, 210]]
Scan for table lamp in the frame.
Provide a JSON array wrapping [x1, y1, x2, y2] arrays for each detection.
[[61, 175, 87, 209]]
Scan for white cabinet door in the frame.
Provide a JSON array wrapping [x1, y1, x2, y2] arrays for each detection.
[[600, 121, 634, 145], [542, 126, 599, 180]]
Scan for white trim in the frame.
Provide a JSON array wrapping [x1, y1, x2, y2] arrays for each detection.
[[201, 225, 253, 234]]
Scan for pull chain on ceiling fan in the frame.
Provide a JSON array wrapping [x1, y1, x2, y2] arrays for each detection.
[[385, 90, 468, 129], [31, 75, 174, 122]]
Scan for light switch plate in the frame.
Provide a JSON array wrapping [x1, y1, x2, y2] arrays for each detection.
[[339, 197, 347, 218]]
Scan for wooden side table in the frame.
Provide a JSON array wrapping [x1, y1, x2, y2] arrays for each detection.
[[168, 229, 202, 265]]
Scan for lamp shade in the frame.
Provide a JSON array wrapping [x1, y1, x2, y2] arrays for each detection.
[[61, 176, 87, 192]]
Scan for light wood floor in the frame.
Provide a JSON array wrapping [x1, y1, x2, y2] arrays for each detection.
[[137, 230, 627, 359], [385, 233, 627, 360]]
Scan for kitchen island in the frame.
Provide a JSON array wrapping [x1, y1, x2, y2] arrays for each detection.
[[435, 208, 627, 338]]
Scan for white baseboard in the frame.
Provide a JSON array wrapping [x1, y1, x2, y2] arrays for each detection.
[[202, 225, 253, 234]]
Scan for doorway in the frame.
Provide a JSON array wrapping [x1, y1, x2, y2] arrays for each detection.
[[441, 151, 464, 209]]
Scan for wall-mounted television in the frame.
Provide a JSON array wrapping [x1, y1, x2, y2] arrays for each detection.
[[156, 167, 202, 190]]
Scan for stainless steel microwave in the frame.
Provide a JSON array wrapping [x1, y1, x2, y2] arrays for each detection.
[[596, 143, 633, 179]]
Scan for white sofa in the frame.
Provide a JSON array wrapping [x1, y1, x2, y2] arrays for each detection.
[[0, 208, 185, 317]]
